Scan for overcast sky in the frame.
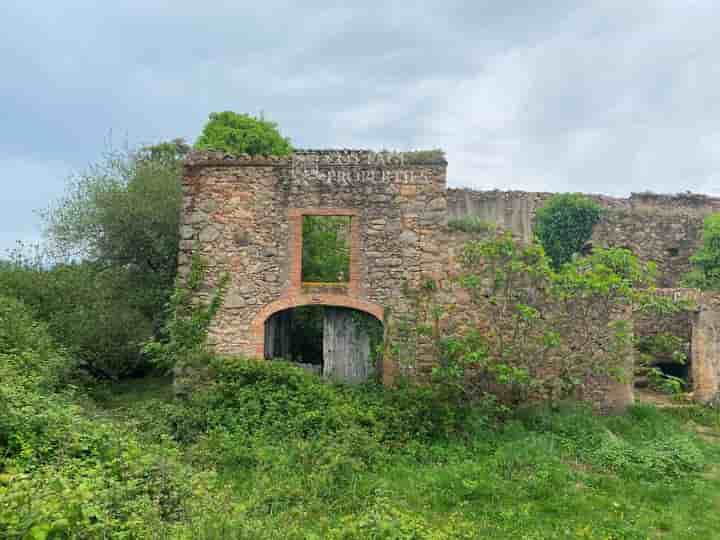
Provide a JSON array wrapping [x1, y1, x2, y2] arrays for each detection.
[[2, 1, 719, 253]]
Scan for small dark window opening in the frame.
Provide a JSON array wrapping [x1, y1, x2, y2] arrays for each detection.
[[667, 247, 679, 257], [580, 242, 594, 256], [301, 215, 351, 283]]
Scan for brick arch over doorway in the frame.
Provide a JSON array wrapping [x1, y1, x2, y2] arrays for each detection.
[[249, 294, 384, 367]]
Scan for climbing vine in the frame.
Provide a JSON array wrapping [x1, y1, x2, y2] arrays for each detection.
[[534, 193, 603, 269], [684, 213, 720, 290], [144, 254, 229, 371]]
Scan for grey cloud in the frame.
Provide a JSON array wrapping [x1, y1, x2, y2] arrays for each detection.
[[1, 1, 720, 253]]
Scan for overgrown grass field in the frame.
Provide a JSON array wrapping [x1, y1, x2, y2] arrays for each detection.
[[3, 294, 720, 539], [93, 375, 720, 539]]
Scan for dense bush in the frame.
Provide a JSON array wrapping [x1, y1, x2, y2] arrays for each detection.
[[534, 193, 603, 269], [301, 215, 351, 282], [194, 111, 293, 156], [399, 232, 670, 406], [2, 315, 716, 539], [21, 140, 190, 377], [145, 255, 228, 372], [177, 357, 485, 449], [0, 259, 152, 378], [0, 295, 224, 539]]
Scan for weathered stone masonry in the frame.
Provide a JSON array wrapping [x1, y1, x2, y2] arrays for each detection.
[[180, 150, 448, 384], [448, 189, 720, 287], [448, 188, 720, 404], [181, 150, 720, 407]]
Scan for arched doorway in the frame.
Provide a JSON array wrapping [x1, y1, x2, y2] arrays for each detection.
[[264, 305, 383, 384]]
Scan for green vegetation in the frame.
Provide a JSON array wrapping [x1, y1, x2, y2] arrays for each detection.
[[1, 223, 718, 537], [194, 111, 293, 156], [2, 301, 720, 538], [1, 141, 188, 378], [3, 114, 719, 537], [636, 333, 689, 394], [301, 215, 351, 283], [447, 216, 494, 234], [535, 193, 604, 269], [684, 213, 720, 290], [395, 233, 674, 406], [145, 255, 229, 372], [400, 148, 446, 164]]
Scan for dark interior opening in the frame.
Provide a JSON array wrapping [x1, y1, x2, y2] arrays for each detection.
[[654, 361, 689, 381], [264, 306, 383, 382], [635, 332, 691, 393]]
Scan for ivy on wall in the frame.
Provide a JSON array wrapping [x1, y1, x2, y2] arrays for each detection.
[[534, 193, 603, 269], [684, 213, 720, 290]]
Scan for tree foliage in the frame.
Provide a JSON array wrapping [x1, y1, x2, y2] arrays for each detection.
[[684, 213, 720, 290], [194, 111, 292, 156], [534, 193, 603, 269], [10, 140, 191, 377], [395, 232, 680, 406], [0, 255, 154, 378], [43, 139, 188, 323], [301, 216, 351, 283]]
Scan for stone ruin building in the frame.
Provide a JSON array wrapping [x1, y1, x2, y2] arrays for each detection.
[[179, 149, 720, 410]]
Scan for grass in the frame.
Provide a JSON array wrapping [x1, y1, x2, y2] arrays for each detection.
[[89, 372, 720, 539]]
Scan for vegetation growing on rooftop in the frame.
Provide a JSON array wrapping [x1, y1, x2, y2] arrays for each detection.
[[194, 111, 293, 156], [400, 148, 446, 164]]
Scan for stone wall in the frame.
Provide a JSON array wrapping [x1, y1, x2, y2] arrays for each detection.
[[448, 189, 720, 287], [180, 150, 448, 383], [181, 150, 720, 408], [434, 228, 635, 412]]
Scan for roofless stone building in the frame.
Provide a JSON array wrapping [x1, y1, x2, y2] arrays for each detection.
[[179, 149, 720, 409]]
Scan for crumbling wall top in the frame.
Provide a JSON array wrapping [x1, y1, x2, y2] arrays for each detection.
[[184, 149, 447, 169]]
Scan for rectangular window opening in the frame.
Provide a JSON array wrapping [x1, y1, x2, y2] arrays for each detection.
[[301, 215, 351, 284]]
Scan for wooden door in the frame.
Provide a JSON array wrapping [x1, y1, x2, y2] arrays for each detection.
[[323, 307, 373, 383]]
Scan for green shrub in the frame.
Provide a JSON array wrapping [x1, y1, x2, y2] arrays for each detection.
[[534, 193, 603, 269], [195, 111, 293, 156], [301, 215, 351, 282], [516, 404, 706, 480], [145, 255, 229, 372], [0, 260, 153, 378], [173, 357, 485, 453], [0, 297, 224, 539]]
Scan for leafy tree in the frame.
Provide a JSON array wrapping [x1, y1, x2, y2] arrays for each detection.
[[534, 193, 603, 269], [684, 213, 720, 290], [44, 139, 188, 326], [397, 232, 679, 406], [0, 255, 154, 378], [20, 140, 191, 377], [194, 111, 292, 156]]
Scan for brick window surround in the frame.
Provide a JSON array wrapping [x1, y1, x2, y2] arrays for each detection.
[[249, 208, 384, 360]]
